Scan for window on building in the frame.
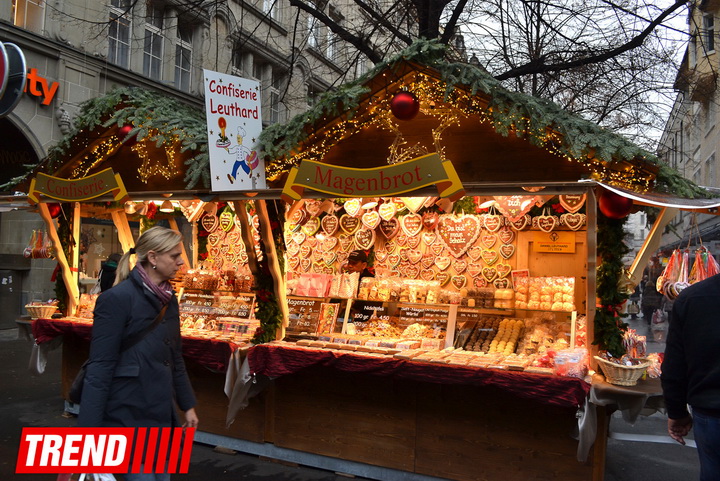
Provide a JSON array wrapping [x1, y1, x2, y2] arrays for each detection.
[[704, 14, 715, 53], [308, 7, 321, 48], [326, 6, 342, 62], [263, 0, 280, 21], [706, 153, 716, 186], [175, 22, 192, 91], [109, 0, 132, 69], [143, 6, 164, 80], [706, 100, 716, 133], [689, 36, 697, 68], [268, 70, 286, 124], [12, 0, 45, 32]]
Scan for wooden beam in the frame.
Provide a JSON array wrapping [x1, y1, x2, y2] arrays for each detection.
[[38, 203, 79, 316], [71, 203, 80, 287], [256, 200, 289, 340], [110, 209, 135, 254], [167, 217, 191, 268], [586, 187, 597, 357], [628, 207, 679, 286], [232, 201, 261, 279]]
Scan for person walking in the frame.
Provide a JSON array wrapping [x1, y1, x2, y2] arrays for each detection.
[[78, 226, 198, 480], [98, 252, 122, 292], [641, 256, 663, 325], [661, 273, 720, 481]]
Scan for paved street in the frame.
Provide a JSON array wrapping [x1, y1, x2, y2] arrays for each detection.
[[0, 321, 699, 481]]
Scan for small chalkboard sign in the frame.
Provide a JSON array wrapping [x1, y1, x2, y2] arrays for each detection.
[[286, 296, 325, 335], [179, 292, 255, 319], [397, 305, 450, 329]]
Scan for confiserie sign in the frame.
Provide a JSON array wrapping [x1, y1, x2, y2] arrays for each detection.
[[281, 153, 465, 202], [28, 168, 128, 203]]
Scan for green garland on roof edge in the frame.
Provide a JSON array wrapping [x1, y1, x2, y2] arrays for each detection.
[[595, 213, 629, 357]]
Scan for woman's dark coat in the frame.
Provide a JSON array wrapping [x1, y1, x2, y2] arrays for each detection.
[[78, 268, 196, 428]]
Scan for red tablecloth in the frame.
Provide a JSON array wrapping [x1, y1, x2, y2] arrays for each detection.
[[248, 343, 590, 409], [32, 317, 237, 372]]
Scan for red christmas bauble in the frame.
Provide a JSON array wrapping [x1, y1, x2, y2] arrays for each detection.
[[598, 189, 633, 219], [47, 203, 62, 219], [390, 92, 420, 121], [117, 125, 137, 146]]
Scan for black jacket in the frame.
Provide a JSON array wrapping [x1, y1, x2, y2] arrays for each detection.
[[78, 268, 196, 427], [662, 274, 720, 419]]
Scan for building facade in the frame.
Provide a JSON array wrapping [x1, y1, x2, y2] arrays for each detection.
[[0, 0, 387, 325]]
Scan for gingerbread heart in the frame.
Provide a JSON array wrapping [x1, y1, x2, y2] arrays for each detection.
[[300, 244, 313, 258], [226, 231, 240, 245], [422, 211, 440, 231], [312, 262, 324, 273], [385, 240, 397, 253], [422, 231, 437, 246], [496, 263, 512, 278], [494, 278, 511, 289], [323, 251, 337, 265], [304, 199, 323, 217], [395, 233, 408, 246], [362, 211, 381, 230], [536, 215, 558, 233], [481, 234, 497, 249], [435, 256, 452, 271], [338, 235, 353, 252], [321, 214, 339, 236], [482, 267, 498, 282], [406, 249, 423, 265], [482, 249, 499, 266], [340, 214, 361, 234], [420, 269, 436, 282], [436, 272, 451, 286], [401, 197, 425, 214], [453, 259, 468, 274], [498, 227, 515, 244], [499, 244, 515, 259], [388, 254, 401, 267], [509, 214, 531, 231], [202, 214, 220, 235], [312, 249, 324, 262], [483, 214, 503, 233], [288, 256, 300, 271], [324, 266, 336, 275], [306, 236, 317, 247], [292, 232, 306, 245], [436, 214, 482, 258], [344, 198, 362, 217], [407, 235, 421, 249], [401, 214, 423, 237], [300, 258, 312, 271], [430, 243, 444, 256], [302, 216, 320, 236], [474, 277, 489, 288], [379, 218, 399, 239], [207, 232, 222, 246], [322, 236, 338, 251], [558, 194, 586, 213], [354, 228, 375, 250], [467, 246, 483, 262], [288, 208, 308, 226], [404, 265, 420, 279], [421, 256, 436, 269], [375, 250, 388, 263], [451, 275, 467, 290], [561, 213, 586, 231], [467, 262, 483, 277], [286, 243, 300, 257], [378, 202, 397, 221]]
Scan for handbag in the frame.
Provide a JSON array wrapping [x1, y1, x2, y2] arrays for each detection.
[[69, 303, 169, 404]]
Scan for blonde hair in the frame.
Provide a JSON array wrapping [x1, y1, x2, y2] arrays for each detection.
[[115, 226, 183, 286]]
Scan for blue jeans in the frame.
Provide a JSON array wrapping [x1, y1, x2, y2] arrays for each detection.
[[124, 467, 170, 481], [693, 410, 720, 481]]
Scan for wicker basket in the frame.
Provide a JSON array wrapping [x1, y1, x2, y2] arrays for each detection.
[[25, 305, 58, 319], [594, 356, 650, 386]]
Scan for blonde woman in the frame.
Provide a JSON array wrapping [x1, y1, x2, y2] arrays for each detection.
[[78, 226, 198, 480]]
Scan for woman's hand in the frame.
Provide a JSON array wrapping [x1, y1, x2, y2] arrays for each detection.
[[183, 408, 199, 428]]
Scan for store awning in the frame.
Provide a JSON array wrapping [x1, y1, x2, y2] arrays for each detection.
[[599, 183, 720, 214]]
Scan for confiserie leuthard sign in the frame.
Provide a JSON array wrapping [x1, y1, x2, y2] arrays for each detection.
[[27, 168, 128, 203], [281, 153, 464, 202]]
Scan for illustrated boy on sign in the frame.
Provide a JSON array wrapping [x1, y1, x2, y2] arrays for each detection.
[[225, 126, 260, 186]]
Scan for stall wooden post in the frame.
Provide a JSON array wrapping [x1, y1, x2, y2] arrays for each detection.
[[110, 209, 135, 253], [38, 203, 79, 315], [71, 203, 80, 287], [628, 207, 679, 286], [255, 200, 289, 339], [586, 188, 598, 352]]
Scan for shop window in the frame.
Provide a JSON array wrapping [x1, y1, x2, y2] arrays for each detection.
[[109, 0, 132, 69], [174, 23, 193, 92], [12, 0, 45, 32], [143, 6, 164, 80]]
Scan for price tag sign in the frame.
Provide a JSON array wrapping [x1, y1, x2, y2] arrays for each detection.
[[286, 296, 325, 335]]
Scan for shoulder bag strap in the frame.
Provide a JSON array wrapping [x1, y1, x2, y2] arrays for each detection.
[[119, 303, 169, 353]]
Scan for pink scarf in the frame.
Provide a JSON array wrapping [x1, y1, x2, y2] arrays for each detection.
[[135, 263, 173, 305]]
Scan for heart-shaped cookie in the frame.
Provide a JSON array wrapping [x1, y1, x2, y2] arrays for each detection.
[[300, 244, 313, 258], [322, 236, 338, 251], [436, 214, 482, 258], [201, 213, 219, 233], [312, 262, 324, 273], [406, 235, 421, 249], [302, 216, 320, 236], [496, 263, 512, 278], [286, 243, 300, 257], [321, 214, 339, 236], [406, 249, 423, 264], [340, 214, 361, 234], [422, 231, 437, 246], [509, 214, 531, 231], [467, 262, 483, 277], [498, 227, 515, 244], [379, 218, 399, 239], [481, 234, 497, 249], [420, 269, 436, 282], [561, 213, 586, 231], [324, 266, 336, 275], [288, 208, 308, 226], [388, 254, 401, 268], [435, 256, 452, 271], [375, 250, 388, 263], [354, 228, 375, 250], [536, 215, 558, 233], [338, 235, 353, 252], [559, 194, 586, 213], [482, 266, 498, 282], [435, 272, 451, 286], [401, 197, 426, 214], [453, 259, 468, 274], [288, 256, 301, 270], [362, 211, 381, 230], [292, 232, 306, 245], [385, 240, 397, 253], [422, 211, 440, 231], [430, 243, 444, 256], [378, 202, 397, 221], [404, 265, 420, 279], [306, 236, 317, 247], [483, 214, 503, 232], [467, 246, 483, 262], [401, 214, 423, 237], [474, 277, 489, 288], [395, 233, 408, 246], [451, 275, 467, 289], [323, 251, 337, 265], [300, 258, 312, 271], [481, 249, 499, 266], [304, 199, 323, 217], [499, 244, 515, 259], [207, 232, 222, 246], [344, 198, 362, 217], [494, 278, 511, 289], [421, 256, 436, 269]]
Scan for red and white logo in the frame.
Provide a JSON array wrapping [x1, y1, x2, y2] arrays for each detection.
[[16, 427, 195, 474]]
